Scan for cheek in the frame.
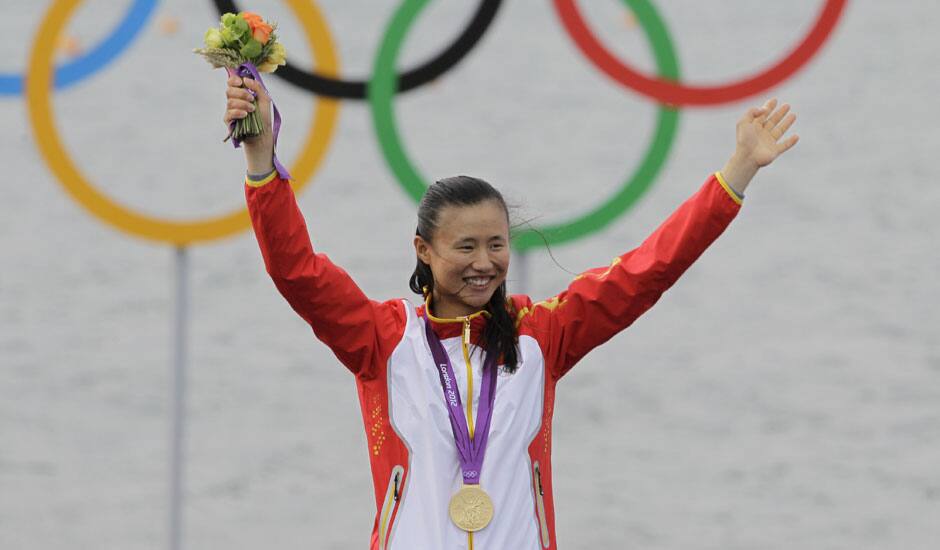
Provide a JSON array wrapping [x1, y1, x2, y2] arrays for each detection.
[[430, 250, 464, 270], [435, 258, 468, 283], [494, 252, 511, 274]]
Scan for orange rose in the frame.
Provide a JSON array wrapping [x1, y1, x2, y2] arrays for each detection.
[[239, 11, 272, 44], [239, 11, 263, 28], [252, 23, 272, 44]]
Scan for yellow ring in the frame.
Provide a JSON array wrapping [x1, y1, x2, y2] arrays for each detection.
[[26, 0, 341, 245]]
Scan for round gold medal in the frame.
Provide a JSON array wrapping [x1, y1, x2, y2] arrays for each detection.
[[448, 485, 494, 532]]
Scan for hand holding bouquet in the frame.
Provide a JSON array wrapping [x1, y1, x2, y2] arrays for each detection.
[[194, 11, 287, 143]]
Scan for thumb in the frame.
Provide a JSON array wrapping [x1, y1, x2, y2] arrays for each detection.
[[739, 106, 766, 125]]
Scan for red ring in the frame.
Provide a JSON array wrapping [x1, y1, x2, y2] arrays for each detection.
[[553, 0, 847, 106]]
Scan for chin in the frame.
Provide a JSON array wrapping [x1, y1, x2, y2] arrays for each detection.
[[460, 286, 500, 309], [464, 295, 493, 309]]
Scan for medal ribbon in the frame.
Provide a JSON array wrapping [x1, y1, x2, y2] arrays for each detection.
[[424, 316, 497, 485], [227, 62, 291, 181]]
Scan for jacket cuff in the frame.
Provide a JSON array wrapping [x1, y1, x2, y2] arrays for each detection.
[[245, 168, 278, 188], [714, 171, 744, 205]]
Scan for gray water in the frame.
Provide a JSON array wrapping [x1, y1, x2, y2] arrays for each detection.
[[2, 1, 939, 548]]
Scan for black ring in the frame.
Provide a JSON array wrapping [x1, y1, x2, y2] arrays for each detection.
[[213, 0, 503, 100]]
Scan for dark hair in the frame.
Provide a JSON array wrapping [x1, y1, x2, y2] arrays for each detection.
[[409, 176, 519, 374]]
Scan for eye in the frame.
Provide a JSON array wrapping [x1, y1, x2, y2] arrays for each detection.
[[490, 243, 504, 251]]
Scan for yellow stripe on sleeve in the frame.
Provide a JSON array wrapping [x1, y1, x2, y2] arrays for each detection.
[[714, 171, 744, 206], [245, 169, 278, 188]]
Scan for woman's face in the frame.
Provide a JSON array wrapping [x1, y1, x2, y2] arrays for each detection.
[[414, 199, 510, 318]]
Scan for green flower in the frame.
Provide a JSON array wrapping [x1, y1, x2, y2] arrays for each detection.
[[204, 28, 224, 49], [221, 25, 239, 45], [232, 16, 249, 37], [221, 13, 250, 44], [240, 38, 262, 59]]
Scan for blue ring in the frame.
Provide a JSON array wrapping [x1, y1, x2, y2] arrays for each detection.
[[0, 0, 157, 95]]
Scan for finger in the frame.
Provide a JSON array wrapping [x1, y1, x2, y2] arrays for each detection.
[[223, 110, 249, 124], [772, 112, 797, 139], [775, 134, 799, 155], [227, 98, 256, 112], [242, 77, 270, 102], [226, 75, 243, 87], [758, 98, 777, 124], [764, 103, 790, 129], [741, 106, 766, 124], [226, 86, 255, 102]]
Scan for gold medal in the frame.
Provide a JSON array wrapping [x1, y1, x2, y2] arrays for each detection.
[[448, 485, 494, 532]]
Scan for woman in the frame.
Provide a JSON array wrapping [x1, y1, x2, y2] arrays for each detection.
[[224, 75, 798, 549]]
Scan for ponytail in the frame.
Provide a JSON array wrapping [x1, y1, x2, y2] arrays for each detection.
[[482, 282, 518, 373]]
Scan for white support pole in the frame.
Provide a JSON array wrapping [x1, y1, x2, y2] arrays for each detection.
[[170, 246, 189, 550]]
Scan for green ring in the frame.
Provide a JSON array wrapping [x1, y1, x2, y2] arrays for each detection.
[[369, 0, 681, 250]]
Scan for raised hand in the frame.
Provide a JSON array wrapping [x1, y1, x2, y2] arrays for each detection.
[[720, 98, 800, 196], [224, 73, 275, 174], [737, 98, 799, 168]]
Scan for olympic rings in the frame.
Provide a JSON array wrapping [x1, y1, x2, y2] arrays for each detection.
[[214, 0, 502, 100], [22, 1, 842, 246], [26, 0, 340, 245], [554, 0, 847, 106], [369, 0, 680, 251], [0, 0, 157, 96]]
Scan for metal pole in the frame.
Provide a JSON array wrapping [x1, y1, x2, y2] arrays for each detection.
[[170, 246, 188, 550]]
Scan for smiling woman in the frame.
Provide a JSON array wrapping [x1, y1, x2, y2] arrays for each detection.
[[411, 177, 511, 317], [224, 61, 799, 548], [410, 176, 518, 377]]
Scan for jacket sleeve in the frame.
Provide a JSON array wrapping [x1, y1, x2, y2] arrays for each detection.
[[520, 172, 743, 380], [245, 173, 406, 379]]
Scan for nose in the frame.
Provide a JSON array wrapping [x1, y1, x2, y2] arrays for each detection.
[[470, 248, 495, 272]]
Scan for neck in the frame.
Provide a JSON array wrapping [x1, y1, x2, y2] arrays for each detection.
[[427, 292, 483, 320]]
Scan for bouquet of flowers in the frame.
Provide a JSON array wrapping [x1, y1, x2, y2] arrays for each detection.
[[194, 12, 287, 141]]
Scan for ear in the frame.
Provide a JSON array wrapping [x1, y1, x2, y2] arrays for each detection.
[[414, 235, 432, 265]]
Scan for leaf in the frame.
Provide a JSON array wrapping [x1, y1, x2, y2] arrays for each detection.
[[240, 38, 262, 60]]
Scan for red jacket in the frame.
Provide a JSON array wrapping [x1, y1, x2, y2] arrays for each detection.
[[245, 171, 742, 549]]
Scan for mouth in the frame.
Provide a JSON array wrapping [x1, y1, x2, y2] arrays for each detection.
[[463, 276, 495, 290]]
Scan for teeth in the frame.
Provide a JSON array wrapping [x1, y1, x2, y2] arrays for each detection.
[[465, 277, 491, 287]]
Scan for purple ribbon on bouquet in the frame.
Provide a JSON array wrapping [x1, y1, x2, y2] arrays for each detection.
[[424, 316, 498, 485], [227, 62, 291, 181]]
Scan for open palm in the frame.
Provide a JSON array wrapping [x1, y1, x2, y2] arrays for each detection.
[[737, 98, 799, 168]]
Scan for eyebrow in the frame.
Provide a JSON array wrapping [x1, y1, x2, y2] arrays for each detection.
[[455, 235, 506, 244]]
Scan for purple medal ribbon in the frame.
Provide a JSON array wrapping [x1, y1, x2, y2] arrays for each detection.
[[227, 62, 291, 181], [424, 316, 497, 486]]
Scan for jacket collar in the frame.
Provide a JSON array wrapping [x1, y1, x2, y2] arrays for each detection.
[[420, 294, 490, 340]]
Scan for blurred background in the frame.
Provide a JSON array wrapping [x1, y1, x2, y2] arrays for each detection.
[[2, 1, 938, 549]]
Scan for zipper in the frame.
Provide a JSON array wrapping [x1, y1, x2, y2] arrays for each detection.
[[394, 470, 401, 500], [378, 465, 404, 550], [533, 462, 550, 547], [461, 318, 475, 437], [462, 318, 475, 550]]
